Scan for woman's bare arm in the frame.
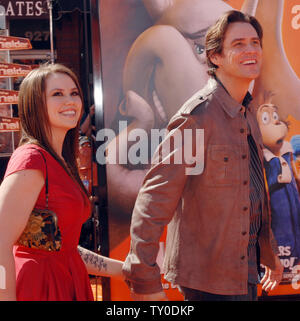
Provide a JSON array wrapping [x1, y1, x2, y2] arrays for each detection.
[[77, 246, 124, 280], [0, 170, 44, 300]]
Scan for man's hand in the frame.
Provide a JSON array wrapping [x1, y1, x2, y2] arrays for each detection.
[[131, 290, 168, 301], [261, 257, 283, 292]]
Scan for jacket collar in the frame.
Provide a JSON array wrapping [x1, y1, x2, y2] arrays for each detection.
[[211, 76, 253, 118]]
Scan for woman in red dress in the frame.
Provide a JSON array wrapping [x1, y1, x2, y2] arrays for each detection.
[[0, 64, 123, 301]]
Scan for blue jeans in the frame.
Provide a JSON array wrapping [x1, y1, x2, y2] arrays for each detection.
[[179, 283, 258, 301]]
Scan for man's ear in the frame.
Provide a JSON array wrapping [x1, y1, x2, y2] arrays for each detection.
[[209, 52, 221, 67]]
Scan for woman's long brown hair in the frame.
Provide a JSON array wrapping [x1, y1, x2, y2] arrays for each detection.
[[18, 63, 89, 198]]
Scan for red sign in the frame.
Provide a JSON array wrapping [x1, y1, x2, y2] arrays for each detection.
[[0, 116, 20, 132], [0, 89, 18, 105], [0, 63, 32, 78], [0, 35, 32, 50]]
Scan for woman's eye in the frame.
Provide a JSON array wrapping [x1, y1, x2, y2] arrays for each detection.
[[261, 111, 270, 124], [71, 91, 79, 96], [194, 43, 205, 55], [52, 91, 62, 96]]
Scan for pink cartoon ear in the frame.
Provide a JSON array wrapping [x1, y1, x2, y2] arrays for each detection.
[[142, 0, 173, 21], [241, 0, 259, 16], [253, 0, 300, 120]]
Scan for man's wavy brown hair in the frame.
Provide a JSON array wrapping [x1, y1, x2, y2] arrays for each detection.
[[205, 10, 263, 76]]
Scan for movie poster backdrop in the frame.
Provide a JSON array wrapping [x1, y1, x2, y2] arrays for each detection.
[[96, 0, 300, 299]]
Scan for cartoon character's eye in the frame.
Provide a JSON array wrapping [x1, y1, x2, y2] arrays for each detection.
[[273, 111, 279, 121], [261, 111, 270, 124], [194, 43, 205, 55]]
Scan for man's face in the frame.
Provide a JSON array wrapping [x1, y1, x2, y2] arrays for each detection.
[[212, 22, 262, 81]]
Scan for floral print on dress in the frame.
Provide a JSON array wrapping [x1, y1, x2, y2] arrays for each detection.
[[17, 208, 62, 251]]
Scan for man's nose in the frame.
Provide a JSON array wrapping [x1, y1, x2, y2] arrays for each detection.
[[244, 43, 261, 54]]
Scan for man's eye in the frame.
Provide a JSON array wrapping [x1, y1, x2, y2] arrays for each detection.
[[194, 43, 205, 55], [233, 42, 243, 47], [252, 40, 261, 46]]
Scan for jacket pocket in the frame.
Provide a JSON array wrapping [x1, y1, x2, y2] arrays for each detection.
[[206, 144, 240, 186]]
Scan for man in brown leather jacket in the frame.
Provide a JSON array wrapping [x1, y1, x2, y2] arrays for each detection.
[[123, 10, 283, 301]]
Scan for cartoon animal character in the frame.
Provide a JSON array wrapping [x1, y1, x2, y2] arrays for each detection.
[[105, 0, 300, 219], [106, 0, 235, 217], [257, 102, 300, 276]]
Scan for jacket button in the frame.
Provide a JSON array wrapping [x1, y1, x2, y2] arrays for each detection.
[[243, 206, 248, 211], [242, 154, 247, 159], [243, 180, 248, 185], [240, 128, 245, 133], [241, 255, 245, 260], [224, 157, 229, 162], [242, 231, 247, 236]]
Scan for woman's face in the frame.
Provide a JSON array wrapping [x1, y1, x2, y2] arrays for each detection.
[[45, 72, 82, 135]]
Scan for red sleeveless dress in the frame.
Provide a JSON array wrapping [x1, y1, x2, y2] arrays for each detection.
[[4, 144, 94, 301]]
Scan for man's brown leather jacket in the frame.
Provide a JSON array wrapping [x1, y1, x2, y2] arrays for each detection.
[[123, 78, 278, 295]]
